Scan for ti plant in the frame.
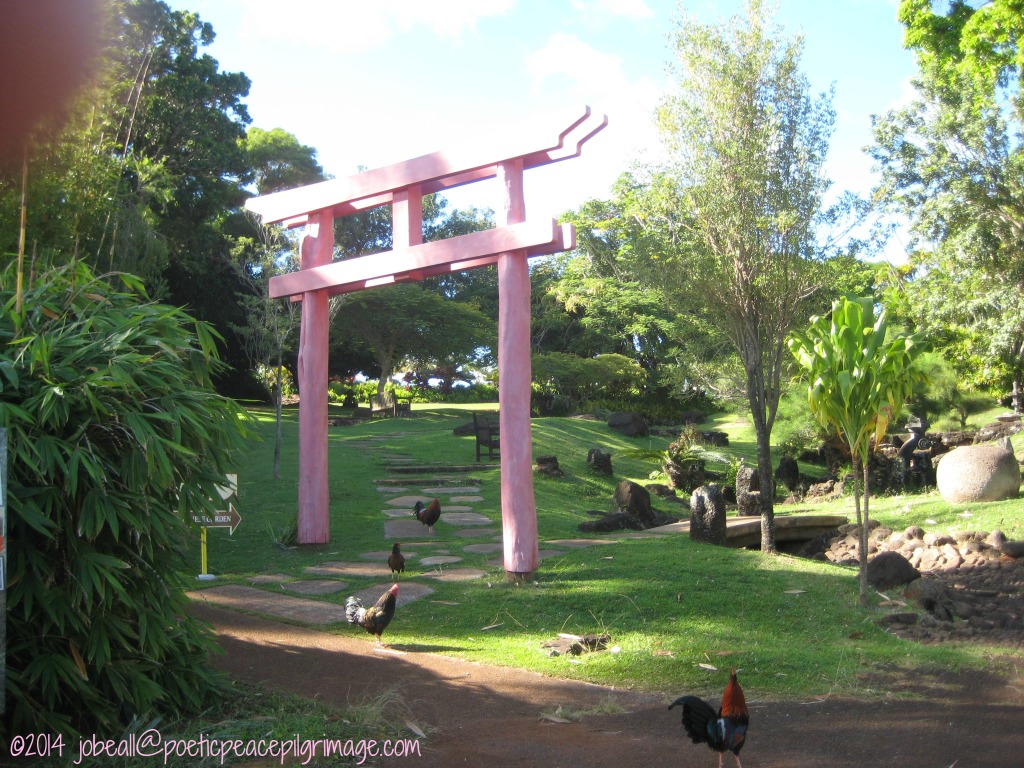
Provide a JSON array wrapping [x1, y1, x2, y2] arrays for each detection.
[[788, 295, 929, 606]]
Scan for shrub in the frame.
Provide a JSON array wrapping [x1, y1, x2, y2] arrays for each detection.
[[773, 386, 825, 457], [0, 261, 254, 738], [532, 352, 645, 413]]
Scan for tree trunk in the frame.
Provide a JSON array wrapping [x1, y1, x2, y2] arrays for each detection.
[[748, 395, 776, 553], [860, 458, 871, 608], [1013, 368, 1022, 415], [850, 452, 863, 528], [273, 336, 283, 482], [377, 351, 395, 397], [744, 352, 777, 553]]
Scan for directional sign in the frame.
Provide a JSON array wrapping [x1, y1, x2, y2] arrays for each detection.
[[191, 504, 242, 534], [191, 474, 241, 534]]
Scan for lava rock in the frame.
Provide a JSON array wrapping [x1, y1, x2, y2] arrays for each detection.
[[867, 550, 921, 590]]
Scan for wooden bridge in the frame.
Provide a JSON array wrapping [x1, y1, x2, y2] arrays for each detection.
[[648, 514, 848, 548]]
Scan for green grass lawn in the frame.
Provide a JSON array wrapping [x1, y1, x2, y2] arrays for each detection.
[[188, 403, 1023, 703]]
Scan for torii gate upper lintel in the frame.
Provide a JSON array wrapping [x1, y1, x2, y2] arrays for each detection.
[[244, 104, 607, 579]]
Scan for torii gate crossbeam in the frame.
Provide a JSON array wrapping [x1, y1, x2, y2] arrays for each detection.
[[245, 104, 606, 579]]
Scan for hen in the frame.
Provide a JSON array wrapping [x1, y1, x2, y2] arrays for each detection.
[[345, 583, 399, 645], [412, 498, 441, 531], [388, 542, 405, 577], [668, 669, 749, 768]]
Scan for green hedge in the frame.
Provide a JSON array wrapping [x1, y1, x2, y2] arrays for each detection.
[[0, 261, 253, 738]]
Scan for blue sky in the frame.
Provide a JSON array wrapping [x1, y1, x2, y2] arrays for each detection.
[[170, 0, 918, 252]]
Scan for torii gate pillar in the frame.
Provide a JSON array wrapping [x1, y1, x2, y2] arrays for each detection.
[[295, 211, 333, 544], [496, 158, 538, 577], [246, 105, 606, 578]]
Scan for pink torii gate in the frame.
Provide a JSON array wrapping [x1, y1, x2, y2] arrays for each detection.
[[245, 104, 606, 578]]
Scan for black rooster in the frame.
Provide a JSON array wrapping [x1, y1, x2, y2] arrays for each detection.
[[668, 669, 749, 768], [388, 542, 405, 577], [412, 498, 441, 531], [345, 584, 399, 645]]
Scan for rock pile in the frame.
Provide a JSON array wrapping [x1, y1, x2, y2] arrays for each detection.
[[816, 521, 1016, 571], [805, 521, 1024, 646]]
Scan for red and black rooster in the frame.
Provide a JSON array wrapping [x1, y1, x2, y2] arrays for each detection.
[[412, 498, 441, 531], [668, 669, 749, 768], [345, 584, 399, 645]]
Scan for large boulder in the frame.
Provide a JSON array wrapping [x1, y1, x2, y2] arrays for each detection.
[[735, 465, 761, 516], [614, 480, 657, 526], [867, 551, 920, 590], [936, 444, 1020, 503], [689, 484, 726, 545], [607, 411, 648, 437], [587, 448, 613, 476], [774, 455, 800, 493]]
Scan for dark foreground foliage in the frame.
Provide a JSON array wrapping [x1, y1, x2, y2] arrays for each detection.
[[0, 260, 253, 739]]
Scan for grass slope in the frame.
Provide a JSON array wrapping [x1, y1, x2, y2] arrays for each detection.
[[189, 404, 1022, 702]]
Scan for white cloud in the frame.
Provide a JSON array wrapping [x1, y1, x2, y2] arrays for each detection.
[[394, 0, 517, 38], [526, 33, 627, 93], [569, 0, 655, 19], [596, 0, 655, 19], [236, 0, 515, 54]]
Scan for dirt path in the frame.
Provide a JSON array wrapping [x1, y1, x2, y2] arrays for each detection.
[[192, 603, 1024, 767]]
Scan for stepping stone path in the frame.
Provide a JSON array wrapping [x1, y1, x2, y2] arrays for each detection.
[[282, 579, 349, 596], [386, 519, 437, 539], [384, 495, 435, 507], [359, 549, 420, 562], [454, 528, 500, 538], [421, 567, 487, 582], [191, 431, 698, 645], [441, 512, 491, 526], [190, 436, 514, 632], [306, 561, 392, 578], [189, 585, 350, 625], [462, 543, 503, 554], [419, 555, 463, 567], [349, 581, 434, 608], [248, 573, 293, 584]]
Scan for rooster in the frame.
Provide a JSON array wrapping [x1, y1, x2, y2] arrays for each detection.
[[388, 542, 405, 577], [345, 584, 399, 645], [668, 669, 749, 768], [412, 498, 441, 531]]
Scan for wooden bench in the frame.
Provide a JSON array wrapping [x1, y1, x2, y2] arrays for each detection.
[[472, 412, 500, 461], [395, 395, 412, 417], [370, 392, 396, 418]]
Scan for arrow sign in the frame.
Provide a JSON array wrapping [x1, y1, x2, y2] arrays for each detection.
[[191, 503, 242, 535], [191, 474, 241, 534]]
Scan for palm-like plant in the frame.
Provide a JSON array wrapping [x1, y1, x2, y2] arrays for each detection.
[[788, 296, 929, 605]]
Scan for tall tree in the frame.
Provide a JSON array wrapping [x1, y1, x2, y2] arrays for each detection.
[[654, 0, 835, 551], [788, 296, 928, 606], [872, 0, 1024, 410], [330, 283, 494, 396], [245, 127, 323, 196], [899, 0, 1024, 119], [0, 0, 263, 395], [234, 127, 327, 477]]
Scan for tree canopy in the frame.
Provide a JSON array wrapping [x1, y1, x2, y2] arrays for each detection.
[[871, 0, 1024, 410]]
